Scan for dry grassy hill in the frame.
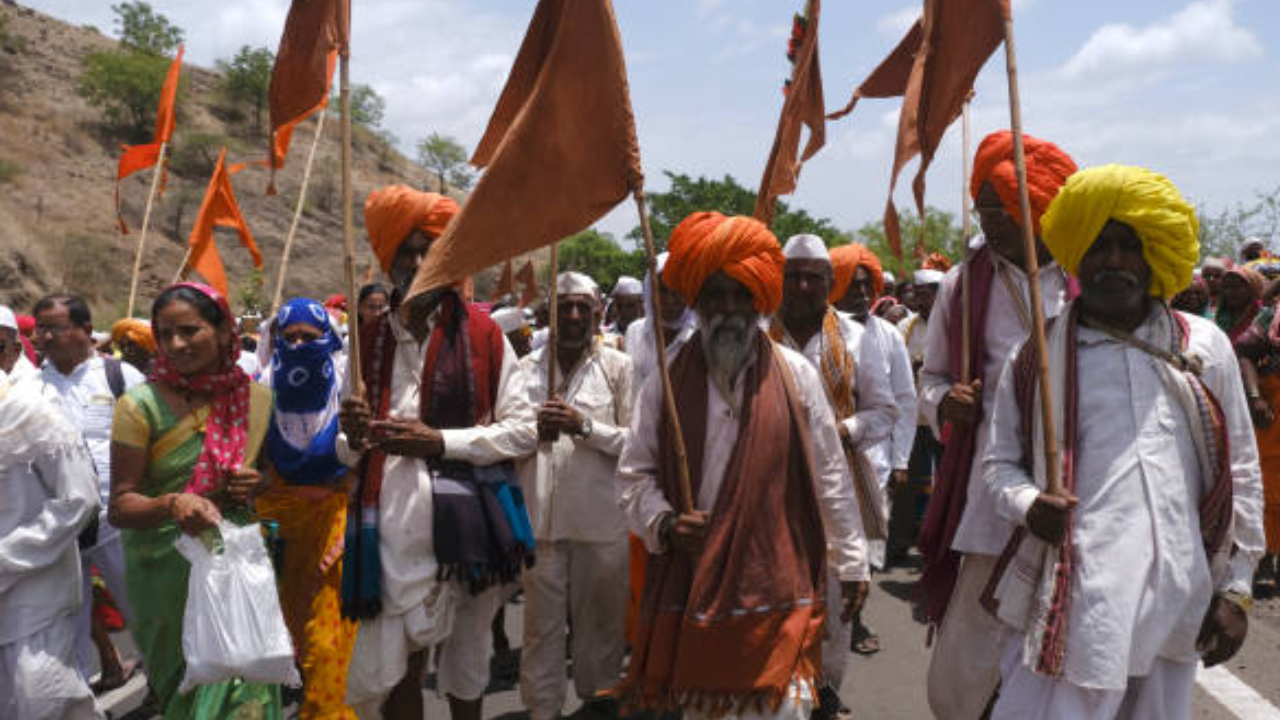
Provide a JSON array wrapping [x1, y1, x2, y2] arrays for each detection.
[[0, 1, 529, 322]]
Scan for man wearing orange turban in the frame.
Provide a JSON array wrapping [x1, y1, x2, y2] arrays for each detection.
[[919, 130, 1077, 720], [110, 318, 156, 374], [828, 244, 883, 313], [619, 213, 869, 720], [363, 185, 460, 276]]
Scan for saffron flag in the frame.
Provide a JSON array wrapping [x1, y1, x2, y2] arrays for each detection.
[[516, 261, 538, 307], [115, 46, 184, 233], [267, 0, 348, 185], [493, 260, 515, 300], [826, 18, 921, 121], [753, 0, 825, 226], [404, 0, 643, 304], [185, 148, 262, 297], [883, 0, 1008, 256]]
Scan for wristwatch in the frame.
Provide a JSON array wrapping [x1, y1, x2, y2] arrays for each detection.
[[572, 416, 593, 439]]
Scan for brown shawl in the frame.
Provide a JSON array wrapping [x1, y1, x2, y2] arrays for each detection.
[[619, 329, 828, 714]]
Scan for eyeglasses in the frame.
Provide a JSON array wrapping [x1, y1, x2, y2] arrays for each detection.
[[34, 323, 76, 337]]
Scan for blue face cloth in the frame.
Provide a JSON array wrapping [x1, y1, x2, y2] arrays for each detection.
[[267, 298, 346, 485]]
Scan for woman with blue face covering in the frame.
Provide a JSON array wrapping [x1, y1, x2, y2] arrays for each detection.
[[255, 298, 359, 719]]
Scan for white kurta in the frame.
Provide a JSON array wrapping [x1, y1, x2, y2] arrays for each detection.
[[518, 342, 633, 542], [918, 247, 1070, 556], [899, 313, 930, 425], [983, 308, 1264, 691], [858, 316, 917, 484], [616, 340, 870, 582], [624, 318, 695, 407]]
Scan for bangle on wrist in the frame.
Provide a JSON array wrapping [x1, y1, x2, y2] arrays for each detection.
[[657, 511, 676, 549], [1221, 590, 1254, 614]]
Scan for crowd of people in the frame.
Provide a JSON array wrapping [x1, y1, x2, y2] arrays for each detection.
[[0, 130, 1273, 720]]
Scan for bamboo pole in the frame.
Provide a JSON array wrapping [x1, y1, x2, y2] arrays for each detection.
[[171, 245, 192, 285], [634, 190, 695, 514], [960, 99, 974, 383], [340, 54, 362, 394], [270, 111, 328, 316], [1002, 16, 1062, 496], [125, 142, 168, 318], [546, 243, 560, 394]]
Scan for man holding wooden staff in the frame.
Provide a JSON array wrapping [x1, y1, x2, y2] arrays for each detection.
[[918, 131, 1077, 719], [615, 212, 868, 720], [982, 164, 1264, 719], [339, 185, 537, 720]]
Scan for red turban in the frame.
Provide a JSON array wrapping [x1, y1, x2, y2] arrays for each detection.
[[828, 243, 884, 304], [970, 131, 1077, 236], [662, 212, 785, 314], [364, 185, 460, 274]]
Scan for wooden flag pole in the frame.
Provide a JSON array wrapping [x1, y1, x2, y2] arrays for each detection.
[[960, 98, 974, 383], [546, 243, 560, 395], [1001, 15, 1061, 496], [340, 53, 362, 395], [171, 245, 192, 285], [634, 189, 695, 514], [270, 111, 328, 316], [125, 142, 168, 318]]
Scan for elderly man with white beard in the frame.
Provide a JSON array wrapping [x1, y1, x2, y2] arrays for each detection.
[[616, 212, 869, 720], [518, 271, 633, 720]]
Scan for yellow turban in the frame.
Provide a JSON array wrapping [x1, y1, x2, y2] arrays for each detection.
[[1040, 165, 1199, 300], [364, 185, 460, 274], [111, 318, 155, 355]]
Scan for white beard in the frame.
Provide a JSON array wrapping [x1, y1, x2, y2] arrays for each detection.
[[698, 312, 756, 380]]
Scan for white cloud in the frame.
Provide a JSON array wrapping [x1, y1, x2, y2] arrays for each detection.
[[876, 6, 918, 37], [1060, 0, 1262, 80]]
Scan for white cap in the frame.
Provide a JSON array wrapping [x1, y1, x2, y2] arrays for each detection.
[[556, 271, 599, 298], [883, 270, 897, 286], [612, 276, 642, 297], [783, 234, 830, 263], [913, 269, 945, 286], [490, 307, 525, 334], [0, 305, 15, 331]]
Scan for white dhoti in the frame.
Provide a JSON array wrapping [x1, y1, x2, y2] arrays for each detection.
[[1, 613, 102, 720], [435, 584, 506, 701], [991, 631, 1196, 720], [347, 581, 457, 718], [926, 553, 1004, 719], [520, 538, 629, 720]]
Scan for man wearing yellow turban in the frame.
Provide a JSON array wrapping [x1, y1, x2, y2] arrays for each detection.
[[983, 165, 1264, 719], [110, 318, 156, 374], [618, 213, 868, 720]]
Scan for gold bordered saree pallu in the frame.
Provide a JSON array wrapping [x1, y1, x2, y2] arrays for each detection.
[[619, 330, 828, 715]]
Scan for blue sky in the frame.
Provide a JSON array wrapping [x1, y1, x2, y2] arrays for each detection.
[[26, 0, 1280, 244]]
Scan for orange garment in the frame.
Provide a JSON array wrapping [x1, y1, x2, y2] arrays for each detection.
[[114, 47, 184, 233], [828, 243, 883, 304], [256, 480, 358, 720], [185, 148, 261, 297], [110, 318, 155, 355], [662, 212, 784, 314], [363, 186, 459, 274], [1257, 374, 1280, 553], [970, 130, 1078, 236], [922, 251, 951, 272]]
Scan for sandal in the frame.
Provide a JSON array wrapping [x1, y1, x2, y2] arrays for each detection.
[[851, 622, 881, 655], [92, 658, 139, 694]]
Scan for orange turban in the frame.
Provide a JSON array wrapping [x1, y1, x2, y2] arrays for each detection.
[[970, 131, 1077, 237], [828, 244, 883, 304], [662, 212, 785, 314], [364, 185, 460, 274], [111, 318, 155, 355]]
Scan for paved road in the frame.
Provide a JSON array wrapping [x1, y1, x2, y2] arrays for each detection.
[[101, 558, 1280, 719]]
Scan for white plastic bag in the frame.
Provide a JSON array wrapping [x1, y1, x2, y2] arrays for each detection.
[[175, 520, 301, 694]]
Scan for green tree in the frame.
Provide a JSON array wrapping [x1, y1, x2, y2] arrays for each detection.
[[112, 1, 183, 56], [218, 45, 274, 131], [332, 84, 385, 128], [558, 230, 647, 290], [854, 206, 966, 279], [629, 171, 851, 251], [417, 132, 473, 192], [1197, 186, 1280, 261]]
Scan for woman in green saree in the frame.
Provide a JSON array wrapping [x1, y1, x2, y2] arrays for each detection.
[[108, 283, 282, 719]]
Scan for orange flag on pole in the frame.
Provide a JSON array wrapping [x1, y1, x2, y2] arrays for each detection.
[[493, 260, 515, 300], [405, 0, 643, 303], [516, 261, 538, 308], [115, 46, 184, 233], [882, 0, 1008, 256], [826, 19, 921, 121], [184, 148, 262, 297], [267, 0, 348, 187], [753, 0, 825, 226]]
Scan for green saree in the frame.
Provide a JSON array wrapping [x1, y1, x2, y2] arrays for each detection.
[[111, 381, 281, 720]]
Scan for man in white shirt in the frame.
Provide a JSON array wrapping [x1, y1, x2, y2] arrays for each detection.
[[616, 212, 868, 720], [769, 234, 896, 718], [608, 275, 645, 340], [518, 272, 633, 720], [0, 305, 38, 384], [916, 131, 1078, 719], [340, 185, 538, 720], [983, 164, 1263, 720], [31, 293, 145, 689], [0, 369, 104, 720], [624, 252, 697, 406]]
